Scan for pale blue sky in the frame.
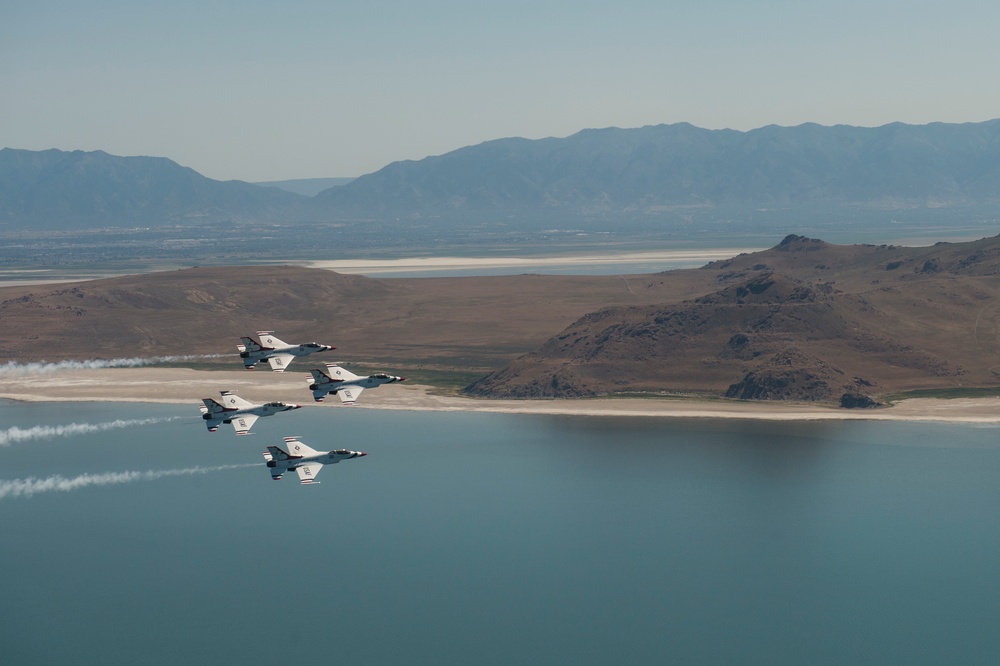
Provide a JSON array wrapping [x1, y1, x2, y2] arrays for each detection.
[[3, 1, 998, 181]]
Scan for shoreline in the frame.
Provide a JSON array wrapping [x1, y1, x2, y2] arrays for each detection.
[[1, 367, 998, 424], [301, 249, 759, 275], [0, 248, 760, 287]]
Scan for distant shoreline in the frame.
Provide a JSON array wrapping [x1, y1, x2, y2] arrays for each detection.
[[301, 249, 760, 276], [1, 367, 998, 424], [0, 248, 759, 286]]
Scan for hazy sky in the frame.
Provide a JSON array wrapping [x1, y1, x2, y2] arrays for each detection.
[[3, 1, 999, 182]]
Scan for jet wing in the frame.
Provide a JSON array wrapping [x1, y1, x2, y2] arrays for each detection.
[[266, 354, 295, 372], [231, 414, 259, 435], [338, 386, 364, 404], [221, 393, 254, 409], [296, 463, 323, 484]]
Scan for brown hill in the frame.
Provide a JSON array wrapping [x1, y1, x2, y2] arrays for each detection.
[[0, 265, 702, 371], [465, 235, 1000, 402], [4, 234, 1000, 403]]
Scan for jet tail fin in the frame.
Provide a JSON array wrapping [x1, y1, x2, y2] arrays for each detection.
[[200, 398, 225, 414], [265, 445, 292, 461], [309, 367, 331, 383], [239, 336, 262, 352]]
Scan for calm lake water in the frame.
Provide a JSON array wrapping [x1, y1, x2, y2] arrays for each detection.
[[1, 400, 999, 665]]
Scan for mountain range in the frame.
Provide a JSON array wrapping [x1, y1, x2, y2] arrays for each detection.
[[0, 148, 308, 230], [316, 120, 1000, 218], [3, 119, 1000, 231], [253, 177, 354, 197]]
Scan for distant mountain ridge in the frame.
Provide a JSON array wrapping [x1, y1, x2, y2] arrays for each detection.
[[254, 177, 354, 197], [317, 120, 1000, 217], [0, 148, 305, 230], [3, 119, 1000, 230]]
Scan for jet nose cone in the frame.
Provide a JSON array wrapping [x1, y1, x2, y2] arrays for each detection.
[[290, 404, 302, 410], [399, 377, 407, 382], [359, 451, 367, 457]]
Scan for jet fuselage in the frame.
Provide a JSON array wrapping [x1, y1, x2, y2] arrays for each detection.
[[201, 393, 301, 435]]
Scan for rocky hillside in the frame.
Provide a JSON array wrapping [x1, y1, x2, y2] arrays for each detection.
[[465, 235, 1000, 402]]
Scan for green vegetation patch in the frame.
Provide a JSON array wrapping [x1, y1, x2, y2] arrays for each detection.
[[603, 390, 729, 402], [400, 369, 488, 395], [882, 387, 1000, 404]]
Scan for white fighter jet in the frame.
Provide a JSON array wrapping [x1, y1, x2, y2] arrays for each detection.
[[263, 437, 367, 485], [200, 391, 301, 435], [306, 364, 406, 404], [237, 331, 334, 372]]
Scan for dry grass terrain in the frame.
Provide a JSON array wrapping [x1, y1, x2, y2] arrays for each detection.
[[4, 234, 1000, 403], [0, 265, 708, 372]]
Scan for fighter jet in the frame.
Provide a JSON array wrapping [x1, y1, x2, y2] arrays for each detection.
[[200, 391, 301, 435], [237, 331, 333, 372], [306, 364, 405, 404], [263, 437, 367, 485]]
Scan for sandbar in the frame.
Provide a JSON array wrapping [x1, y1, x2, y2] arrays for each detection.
[[1, 367, 998, 424], [302, 249, 760, 275]]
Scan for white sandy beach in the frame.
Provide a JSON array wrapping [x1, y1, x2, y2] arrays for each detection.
[[302, 249, 761, 275], [1, 367, 998, 424]]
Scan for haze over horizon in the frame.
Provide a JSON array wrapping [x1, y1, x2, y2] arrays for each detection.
[[4, 1, 1000, 183]]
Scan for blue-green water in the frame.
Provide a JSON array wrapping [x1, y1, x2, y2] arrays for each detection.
[[1, 400, 999, 665]]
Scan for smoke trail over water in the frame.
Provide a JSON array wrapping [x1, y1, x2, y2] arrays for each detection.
[[0, 464, 258, 500], [0, 417, 181, 447], [0, 354, 230, 377]]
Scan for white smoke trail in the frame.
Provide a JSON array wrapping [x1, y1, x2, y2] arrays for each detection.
[[0, 464, 258, 500], [0, 417, 181, 447], [0, 354, 231, 377]]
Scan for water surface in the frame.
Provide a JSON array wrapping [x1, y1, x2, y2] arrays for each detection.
[[1, 401, 998, 664]]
